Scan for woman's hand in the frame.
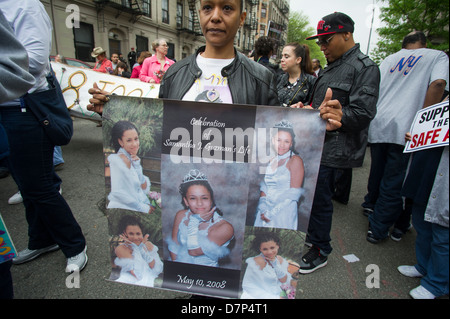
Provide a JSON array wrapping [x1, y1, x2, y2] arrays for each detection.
[[290, 102, 313, 109]]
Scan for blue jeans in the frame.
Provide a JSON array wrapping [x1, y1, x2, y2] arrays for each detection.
[[0, 107, 85, 258], [53, 146, 64, 166], [412, 203, 449, 297], [307, 165, 336, 255], [367, 143, 410, 239]]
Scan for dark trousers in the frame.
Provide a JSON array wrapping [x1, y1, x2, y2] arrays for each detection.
[[0, 107, 85, 258], [307, 165, 336, 255], [0, 261, 13, 299], [367, 143, 410, 239]]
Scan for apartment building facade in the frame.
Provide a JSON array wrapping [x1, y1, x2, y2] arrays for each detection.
[[41, 0, 289, 64]]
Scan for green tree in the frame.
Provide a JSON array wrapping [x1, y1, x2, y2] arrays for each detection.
[[373, 0, 449, 63], [287, 11, 326, 66]]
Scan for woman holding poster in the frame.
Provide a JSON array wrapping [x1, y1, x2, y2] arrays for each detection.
[[167, 169, 234, 267], [113, 215, 163, 287], [241, 232, 294, 299], [255, 120, 305, 230], [107, 121, 155, 214]]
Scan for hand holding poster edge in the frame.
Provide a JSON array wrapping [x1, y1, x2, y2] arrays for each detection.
[[404, 100, 449, 153]]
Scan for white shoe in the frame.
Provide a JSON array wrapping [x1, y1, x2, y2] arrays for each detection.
[[397, 265, 423, 278], [410, 285, 435, 299], [66, 246, 87, 273], [8, 191, 23, 205], [8, 188, 62, 205]]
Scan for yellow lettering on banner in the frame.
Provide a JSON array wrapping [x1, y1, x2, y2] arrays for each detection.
[[61, 71, 87, 109], [127, 88, 144, 97]]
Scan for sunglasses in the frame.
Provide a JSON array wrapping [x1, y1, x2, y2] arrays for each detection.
[[316, 34, 336, 46]]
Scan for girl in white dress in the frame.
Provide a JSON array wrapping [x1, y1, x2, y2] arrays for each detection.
[[114, 215, 163, 287], [255, 120, 305, 230], [241, 232, 293, 299], [167, 169, 234, 267], [107, 121, 155, 214]]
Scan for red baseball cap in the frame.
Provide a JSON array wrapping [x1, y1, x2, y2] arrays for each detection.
[[306, 12, 355, 40]]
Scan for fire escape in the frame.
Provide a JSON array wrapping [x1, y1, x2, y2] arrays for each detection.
[[94, 0, 147, 32], [177, 0, 203, 37]]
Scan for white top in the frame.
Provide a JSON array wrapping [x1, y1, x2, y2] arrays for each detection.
[[107, 148, 151, 213], [368, 48, 449, 146], [241, 255, 292, 299], [182, 54, 234, 104]]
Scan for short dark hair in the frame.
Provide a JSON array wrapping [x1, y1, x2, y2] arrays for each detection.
[[254, 36, 275, 58], [199, 0, 243, 13], [402, 31, 427, 48]]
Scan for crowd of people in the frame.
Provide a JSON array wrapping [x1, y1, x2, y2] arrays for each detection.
[[1, 0, 448, 300]]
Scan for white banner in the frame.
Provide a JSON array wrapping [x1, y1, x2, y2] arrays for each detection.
[[404, 101, 449, 153], [51, 62, 160, 122]]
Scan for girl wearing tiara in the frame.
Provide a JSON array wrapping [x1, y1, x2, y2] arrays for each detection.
[[255, 120, 305, 230], [241, 232, 294, 299], [107, 121, 155, 214], [167, 169, 234, 267]]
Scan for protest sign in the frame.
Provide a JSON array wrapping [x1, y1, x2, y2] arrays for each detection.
[[102, 95, 326, 299], [404, 101, 449, 153], [0, 214, 17, 264], [51, 62, 160, 122]]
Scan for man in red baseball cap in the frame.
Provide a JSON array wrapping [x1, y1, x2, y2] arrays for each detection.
[[306, 12, 356, 63], [298, 12, 381, 274]]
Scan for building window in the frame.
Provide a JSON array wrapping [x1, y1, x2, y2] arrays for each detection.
[[176, 2, 183, 28], [136, 35, 149, 54], [142, 0, 151, 17], [73, 22, 95, 62], [162, 0, 169, 24]]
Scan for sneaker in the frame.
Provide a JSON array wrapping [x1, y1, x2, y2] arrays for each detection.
[[66, 246, 88, 273], [8, 191, 23, 205], [363, 208, 374, 217], [366, 224, 387, 244], [409, 285, 435, 299], [12, 244, 60, 265], [390, 225, 412, 242], [8, 188, 62, 205], [299, 246, 328, 274], [397, 265, 423, 278]]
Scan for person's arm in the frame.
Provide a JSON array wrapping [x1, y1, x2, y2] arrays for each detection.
[[0, 10, 35, 103], [338, 64, 380, 132], [423, 79, 447, 109], [139, 58, 156, 83]]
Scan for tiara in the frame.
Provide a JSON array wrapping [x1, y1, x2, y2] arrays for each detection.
[[274, 119, 293, 129], [181, 169, 208, 184]]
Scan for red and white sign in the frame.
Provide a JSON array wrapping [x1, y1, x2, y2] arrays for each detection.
[[404, 101, 449, 153]]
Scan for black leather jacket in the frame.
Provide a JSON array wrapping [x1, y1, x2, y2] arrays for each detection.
[[159, 46, 279, 106], [311, 44, 380, 168]]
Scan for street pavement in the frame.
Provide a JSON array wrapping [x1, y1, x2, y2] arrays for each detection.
[[0, 117, 446, 301]]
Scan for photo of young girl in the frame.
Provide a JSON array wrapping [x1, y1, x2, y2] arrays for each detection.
[[240, 229, 300, 299], [106, 120, 155, 214], [166, 169, 234, 268], [109, 214, 163, 288]]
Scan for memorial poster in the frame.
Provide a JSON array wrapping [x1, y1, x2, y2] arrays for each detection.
[[102, 95, 326, 299]]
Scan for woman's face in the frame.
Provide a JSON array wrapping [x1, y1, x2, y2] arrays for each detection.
[[280, 46, 301, 73], [272, 130, 293, 156], [124, 225, 144, 246], [199, 0, 246, 50], [156, 40, 169, 56], [118, 129, 139, 156], [259, 240, 279, 261], [183, 184, 213, 215]]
